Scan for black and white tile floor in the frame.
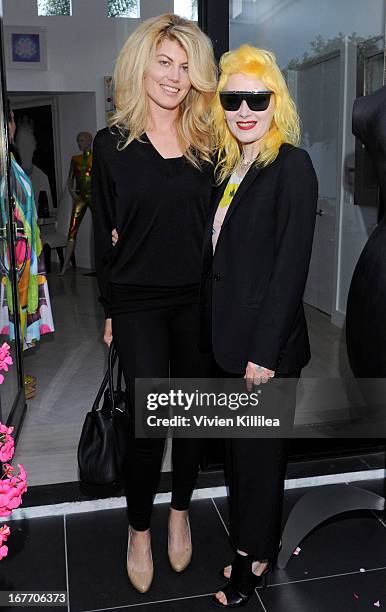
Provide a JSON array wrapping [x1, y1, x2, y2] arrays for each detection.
[[1, 478, 386, 612]]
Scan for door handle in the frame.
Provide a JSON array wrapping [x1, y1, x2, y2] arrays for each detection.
[[316, 209, 324, 217]]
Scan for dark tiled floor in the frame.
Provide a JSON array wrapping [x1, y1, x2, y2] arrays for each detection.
[[2, 480, 386, 611], [65, 500, 264, 612], [0, 516, 67, 612], [259, 568, 386, 612]]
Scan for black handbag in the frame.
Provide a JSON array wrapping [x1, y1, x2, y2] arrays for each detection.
[[77, 342, 130, 484]]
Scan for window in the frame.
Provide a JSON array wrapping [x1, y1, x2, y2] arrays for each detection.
[[231, 0, 242, 19], [37, 0, 72, 16], [107, 0, 140, 18], [174, 0, 198, 21]]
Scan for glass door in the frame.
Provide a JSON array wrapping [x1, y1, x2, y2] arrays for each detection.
[[201, 0, 386, 468], [0, 0, 26, 438]]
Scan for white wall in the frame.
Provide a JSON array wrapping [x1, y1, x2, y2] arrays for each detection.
[[4, 0, 176, 269]]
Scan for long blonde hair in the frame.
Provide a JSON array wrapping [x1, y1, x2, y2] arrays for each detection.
[[110, 13, 217, 168], [212, 45, 301, 183]]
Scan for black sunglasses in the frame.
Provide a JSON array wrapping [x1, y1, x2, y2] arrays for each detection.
[[219, 91, 273, 112]]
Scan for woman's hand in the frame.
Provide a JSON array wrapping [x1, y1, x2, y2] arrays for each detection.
[[104, 318, 113, 346], [112, 228, 118, 246], [244, 361, 275, 391]]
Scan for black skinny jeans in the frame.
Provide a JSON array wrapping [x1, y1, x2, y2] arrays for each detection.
[[112, 302, 209, 531]]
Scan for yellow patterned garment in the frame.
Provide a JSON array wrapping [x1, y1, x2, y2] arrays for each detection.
[[212, 171, 242, 252]]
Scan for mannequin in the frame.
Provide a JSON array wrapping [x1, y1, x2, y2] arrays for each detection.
[[59, 131, 93, 275], [346, 84, 386, 376], [15, 116, 54, 217]]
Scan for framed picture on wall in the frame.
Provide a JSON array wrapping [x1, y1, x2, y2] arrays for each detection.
[[4, 26, 47, 70]]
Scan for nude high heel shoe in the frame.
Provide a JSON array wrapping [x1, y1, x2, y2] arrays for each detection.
[[126, 527, 154, 593], [168, 515, 192, 572]]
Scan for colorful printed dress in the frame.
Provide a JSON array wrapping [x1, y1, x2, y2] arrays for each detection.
[[0, 155, 54, 349]]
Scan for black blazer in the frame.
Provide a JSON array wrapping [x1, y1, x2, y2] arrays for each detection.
[[200, 144, 318, 375]]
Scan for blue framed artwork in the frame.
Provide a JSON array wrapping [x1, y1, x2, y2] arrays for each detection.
[[5, 27, 47, 70], [12, 33, 41, 63]]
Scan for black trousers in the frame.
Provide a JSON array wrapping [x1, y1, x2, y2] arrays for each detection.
[[112, 303, 209, 531], [214, 362, 300, 562]]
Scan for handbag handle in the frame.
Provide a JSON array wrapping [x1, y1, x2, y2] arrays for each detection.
[[92, 342, 118, 411], [108, 341, 116, 402], [108, 341, 126, 404], [108, 342, 125, 395]]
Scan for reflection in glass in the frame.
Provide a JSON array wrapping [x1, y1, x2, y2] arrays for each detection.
[[0, 107, 23, 425], [231, 0, 242, 20], [365, 51, 384, 94], [107, 0, 140, 18], [174, 0, 198, 21], [37, 0, 72, 16], [229, 0, 384, 71], [0, 157, 54, 351]]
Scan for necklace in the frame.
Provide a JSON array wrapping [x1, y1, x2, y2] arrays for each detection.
[[239, 154, 256, 169]]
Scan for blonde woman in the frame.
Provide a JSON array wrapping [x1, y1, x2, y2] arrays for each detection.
[[199, 45, 318, 607], [91, 14, 216, 594]]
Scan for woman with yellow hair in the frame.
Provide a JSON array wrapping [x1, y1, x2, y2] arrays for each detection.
[[199, 45, 318, 607], [92, 14, 216, 594]]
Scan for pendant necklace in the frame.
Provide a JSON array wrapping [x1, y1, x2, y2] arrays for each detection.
[[239, 155, 255, 169], [237, 154, 256, 177]]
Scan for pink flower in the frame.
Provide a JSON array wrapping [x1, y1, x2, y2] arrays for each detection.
[[2, 464, 14, 477], [0, 529, 9, 545], [0, 423, 27, 557], [17, 464, 28, 485], [0, 544, 8, 560], [0, 440, 14, 462], [0, 342, 10, 354], [0, 463, 28, 517], [0, 356, 12, 372], [0, 525, 10, 540], [0, 424, 14, 435], [0, 501, 12, 518], [0, 428, 15, 462], [0, 343, 11, 361], [0, 345, 12, 382]]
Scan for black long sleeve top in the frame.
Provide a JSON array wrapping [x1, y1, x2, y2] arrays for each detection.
[[91, 127, 213, 317]]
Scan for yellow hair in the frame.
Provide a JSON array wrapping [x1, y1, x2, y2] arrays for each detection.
[[110, 14, 217, 168], [212, 45, 301, 183]]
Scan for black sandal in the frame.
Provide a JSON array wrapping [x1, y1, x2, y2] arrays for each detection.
[[212, 553, 270, 608], [220, 539, 280, 581]]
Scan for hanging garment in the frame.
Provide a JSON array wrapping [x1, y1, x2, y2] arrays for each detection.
[[0, 154, 54, 349]]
